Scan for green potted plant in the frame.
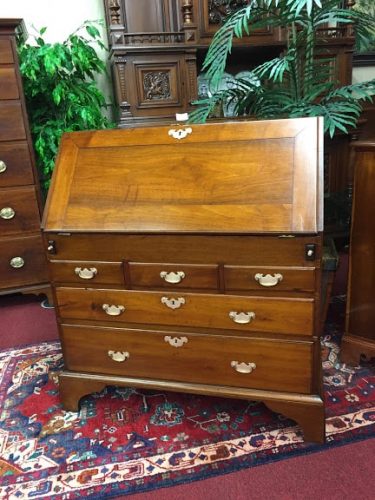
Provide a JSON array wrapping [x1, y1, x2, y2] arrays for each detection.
[[190, 0, 375, 137], [18, 20, 114, 192]]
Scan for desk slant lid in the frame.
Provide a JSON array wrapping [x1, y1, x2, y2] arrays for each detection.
[[42, 117, 323, 234]]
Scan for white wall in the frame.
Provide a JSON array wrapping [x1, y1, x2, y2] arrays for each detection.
[[352, 66, 375, 84], [0, 0, 113, 111]]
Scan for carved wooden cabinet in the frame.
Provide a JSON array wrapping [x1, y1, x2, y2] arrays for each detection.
[[104, 0, 355, 137], [42, 117, 325, 443], [0, 19, 49, 298], [340, 140, 375, 365]]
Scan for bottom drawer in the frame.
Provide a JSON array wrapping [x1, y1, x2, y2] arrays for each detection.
[[0, 234, 48, 289], [61, 324, 313, 394]]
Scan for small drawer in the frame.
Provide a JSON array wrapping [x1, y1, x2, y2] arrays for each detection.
[[61, 324, 313, 394], [56, 288, 314, 336], [128, 262, 219, 289], [0, 39, 14, 64], [0, 142, 34, 187], [0, 101, 26, 142], [49, 260, 124, 285], [0, 186, 41, 236], [0, 234, 48, 289], [0, 68, 19, 100], [225, 266, 316, 293]]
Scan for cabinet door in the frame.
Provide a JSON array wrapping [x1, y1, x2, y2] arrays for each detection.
[[113, 51, 197, 126], [197, 0, 283, 46]]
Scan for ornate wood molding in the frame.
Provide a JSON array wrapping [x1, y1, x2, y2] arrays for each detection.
[[143, 71, 171, 100], [208, 0, 249, 25]]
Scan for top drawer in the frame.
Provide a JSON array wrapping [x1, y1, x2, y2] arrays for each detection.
[[225, 266, 316, 293], [0, 39, 13, 64], [129, 262, 218, 290]]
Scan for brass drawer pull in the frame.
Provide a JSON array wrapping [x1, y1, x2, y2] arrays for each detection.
[[168, 127, 192, 140], [0, 160, 7, 173], [161, 296, 186, 309], [231, 361, 256, 374], [10, 256, 25, 269], [160, 271, 185, 284], [74, 267, 98, 279], [229, 311, 255, 324], [108, 350, 129, 362], [164, 335, 188, 348], [254, 273, 283, 287], [0, 207, 15, 219], [102, 304, 125, 316]]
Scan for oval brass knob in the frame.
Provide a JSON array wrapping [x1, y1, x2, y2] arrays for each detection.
[[108, 350, 130, 362], [0, 160, 7, 173], [254, 273, 283, 287], [164, 335, 188, 348], [161, 296, 186, 310], [229, 311, 255, 324], [0, 207, 15, 220], [102, 304, 125, 316], [231, 361, 256, 374], [160, 271, 185, 284], [74, 267, 98, 279], [10, 256, 25, 269]]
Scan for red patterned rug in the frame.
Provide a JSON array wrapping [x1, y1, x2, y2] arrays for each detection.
[[0, 296, 374, 499]]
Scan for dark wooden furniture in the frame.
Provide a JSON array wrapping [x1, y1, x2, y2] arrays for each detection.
[[42, 117, 325, 443], [340, 140, 375, 365], [0, 19, 50, 300]]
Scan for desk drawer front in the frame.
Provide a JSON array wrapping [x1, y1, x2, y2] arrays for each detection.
[[225, 266, 316, 293], [129, 262, 218, 289], [61, 324, 313, 393], [49, 260, 124, 285], [56, 288, 314, 336], [0, 39, 14, 64], [0, 186, 40, 235]]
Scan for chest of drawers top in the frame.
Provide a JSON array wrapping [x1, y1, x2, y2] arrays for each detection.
[[42, 117, 323, 237]]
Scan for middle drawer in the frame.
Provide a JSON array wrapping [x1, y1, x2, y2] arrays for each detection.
[[56, 287, 314, 336], [0, 186, 41, 235]]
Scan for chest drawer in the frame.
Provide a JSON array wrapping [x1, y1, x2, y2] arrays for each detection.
[[0, 39, 13, 64], [61, 324, 313, 394], [0, 186, 41, 235], [56, 287, 314, 336], [49, 260, 124, 285], [0, 67, 19, 100], [0, 142, 34, 187], [0, 234, 48, 289], [224, 266, 316, 293], [0, 101, 26, 142], [128, 262, 218, 289]]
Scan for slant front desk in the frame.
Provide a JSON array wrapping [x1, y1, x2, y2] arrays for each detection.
[[42, 117, 325, 443]]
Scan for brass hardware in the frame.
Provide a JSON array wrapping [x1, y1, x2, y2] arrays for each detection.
[[229, 311, 255, 324], [10, 256, 25, 269], [75, 267, 98, 280], [254, 273, 283, 287], [231, 361, 256, 374], [108, 350, 130, 362], [168, 127, 192, 140], [47, 240, 56, 254], [102, 304, 125, 316], [305, 244, 316, 261], [164, 335, 188, 348], [278, 234, 295, 238], [160, 271, 185, 284], [0, 207, 15, 220], [161, 296, 186, 310], [0, 160, 7, 173]]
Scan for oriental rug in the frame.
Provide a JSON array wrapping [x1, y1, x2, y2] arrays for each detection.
[[0, 297, 374, 500]]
